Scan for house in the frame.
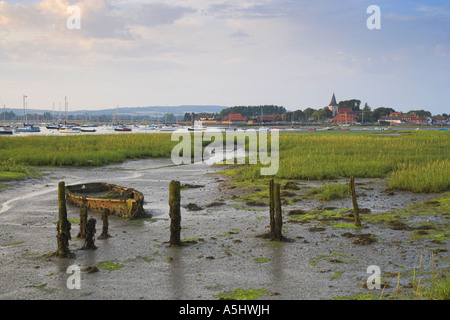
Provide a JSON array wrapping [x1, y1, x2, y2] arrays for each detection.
[[400, 115, 429, 125], [330, 106, 357, 124], [331, 113, 358, 124], [222, 113, 247, 122], [380, 112, 405, 124], [197, 113, 215, 121]]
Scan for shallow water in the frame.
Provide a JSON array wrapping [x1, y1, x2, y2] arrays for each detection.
[[0, 158, 447, 300]]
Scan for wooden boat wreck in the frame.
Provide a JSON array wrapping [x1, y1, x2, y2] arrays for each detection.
[[65, 183, 145, 219]]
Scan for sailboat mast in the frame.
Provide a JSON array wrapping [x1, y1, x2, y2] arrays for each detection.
[[23, 95, 27, 124], [65, 96, 68, 124]]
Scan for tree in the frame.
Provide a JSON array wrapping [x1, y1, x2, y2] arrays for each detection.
[[303, 108, 316, 120], [372, 107, 396, 120], [338, 99, 361, 111], [183, 113, 192, 122], [407, 110, 431, 117]]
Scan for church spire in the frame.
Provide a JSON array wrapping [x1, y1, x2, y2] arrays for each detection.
[[329, 93, 339, 117], [329, 93, 338, 107]]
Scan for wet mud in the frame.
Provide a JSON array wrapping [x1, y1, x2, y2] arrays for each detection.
[[0, 159, 448, 300]]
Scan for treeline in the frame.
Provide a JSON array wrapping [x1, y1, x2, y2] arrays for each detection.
[[184, 105, 287, 122]]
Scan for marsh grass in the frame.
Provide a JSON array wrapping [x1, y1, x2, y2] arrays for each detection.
[[225, 131, 450, 193], [307, 183, 350, 201], [0, 133, 176, 167]]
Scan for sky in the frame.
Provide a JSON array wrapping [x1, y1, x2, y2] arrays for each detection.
[[0, 0, 449, 114]]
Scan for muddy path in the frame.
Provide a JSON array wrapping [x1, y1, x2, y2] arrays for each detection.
[[0, 159, 448, 300]]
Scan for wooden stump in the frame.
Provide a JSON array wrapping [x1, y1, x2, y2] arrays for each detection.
[[169, 180, 182, 247], [273, 182, 283, 241], [269, 179, 275, 236], [56, 182, 73, 258], [83, 218, 97, 250], [77, 198, 88, 238], [349, 177, 361, 227], [98, 208, 111, 240]]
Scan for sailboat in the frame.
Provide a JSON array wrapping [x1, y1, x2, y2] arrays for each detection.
[[59, 97, 79, 134], [114, 105, 132, 132], [15, 95, 40, 133], [0, 105, 13, 135]]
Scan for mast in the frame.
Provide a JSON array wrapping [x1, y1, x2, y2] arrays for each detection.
[[23, 95, 27, 124]]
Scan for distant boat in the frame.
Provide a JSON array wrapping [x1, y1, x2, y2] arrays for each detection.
[[15, 127, 40, 133], [80, 128, 97, 132], [59, 127, 79, 134], [158, 126, 176, 132], [46, 125, 59, 130], [115, 127, 132, 132], [439, 128, 448, 131], [0, 129, 13, 135]]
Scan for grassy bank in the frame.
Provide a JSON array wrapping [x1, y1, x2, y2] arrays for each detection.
[[1, 130, 449, 193], [0, 133, 176, 167], [225, 130, 450, 193]]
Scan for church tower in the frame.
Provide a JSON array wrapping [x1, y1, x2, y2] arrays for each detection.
[[329, 93, 339, 117]]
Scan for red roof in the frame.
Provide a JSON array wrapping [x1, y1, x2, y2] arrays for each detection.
[[331, 113, 357, 123], [338, 108, 353, 115], [223, 113, 246, 121]]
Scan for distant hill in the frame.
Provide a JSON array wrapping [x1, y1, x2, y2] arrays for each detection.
[[3, 105, 227, 117]]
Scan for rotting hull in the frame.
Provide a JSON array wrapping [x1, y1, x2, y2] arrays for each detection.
[[65, 182, 145, 219]]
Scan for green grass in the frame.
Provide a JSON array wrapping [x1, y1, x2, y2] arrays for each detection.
[[388, 160, 450, 193], [216, 288, 269, 300], [222, 131, 450, 193], [307, 183, 350, 201], [0, 133, 176, 167], [1, 131, 449, 194]]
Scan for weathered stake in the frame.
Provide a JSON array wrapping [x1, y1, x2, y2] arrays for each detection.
[[77, 197, 88, 238], [169, 180, 182, 247], [98, 208, 111, 240], [83, 218, 97, 250], [273, 182, 283, 241], [56, 181, 73, 258], [349, 176, 362, 227], [269, 179, 275, 236]]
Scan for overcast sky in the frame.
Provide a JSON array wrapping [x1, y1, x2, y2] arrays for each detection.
[[0, 0, 449, 114]]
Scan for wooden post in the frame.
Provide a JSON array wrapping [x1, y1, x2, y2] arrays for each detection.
[[56, 181, 72, 258], [98, 208, 111, 240], [83, 218, 97, 250], [77, 197, 88, 238], [169, 180, 182, 247], [273, 182, 283, 241], [349, 177, 361, 227], [269, 179, 275, 237]]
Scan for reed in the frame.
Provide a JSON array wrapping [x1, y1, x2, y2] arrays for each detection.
[[228, 131, 450, 193], [0, 133, 176, 167]]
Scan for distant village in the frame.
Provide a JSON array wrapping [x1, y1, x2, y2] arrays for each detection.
[[186, 94, 449, 127], [1, 93, 448, 127]]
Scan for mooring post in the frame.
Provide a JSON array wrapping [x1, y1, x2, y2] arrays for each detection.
[[98, 208, 111, 240], [56, 181, 72, 258], [169, 180, 182, 247], [83, 218, 97, 250], [269, 179, 275, 237], [77, 197, 88, 238], [349, 176, 361, 227], [273, 182, 283, 241]]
